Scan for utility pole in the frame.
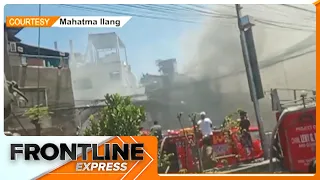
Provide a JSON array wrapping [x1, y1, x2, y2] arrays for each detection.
[[235, 4, 268, 160]]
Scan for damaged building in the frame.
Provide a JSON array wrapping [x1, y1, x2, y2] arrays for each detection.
[[4, 24, 77, 135], [71, 32, 140, 102]]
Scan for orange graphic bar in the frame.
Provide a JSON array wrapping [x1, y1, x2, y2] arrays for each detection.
[[38, 136, 158, 180], [6, 16, 60, 27]]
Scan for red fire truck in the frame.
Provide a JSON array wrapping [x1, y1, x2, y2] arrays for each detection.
[[268, 88, 316, 173], [159, 124, 264, 173]]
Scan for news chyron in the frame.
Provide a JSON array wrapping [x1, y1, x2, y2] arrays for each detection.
[[6, 16, 132, 28], [11, 143, 144, 172]]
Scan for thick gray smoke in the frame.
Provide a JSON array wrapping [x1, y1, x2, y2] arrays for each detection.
[[179, 4, 316, 80], [175, 5, 315, 130]]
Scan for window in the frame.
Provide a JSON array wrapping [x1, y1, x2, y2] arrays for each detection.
[[74, 78, 93, 90], [17, 88, 47, 108], [21, 56, 27, 65], [109, 71, 120, 80], [9, 42, 17, 52]]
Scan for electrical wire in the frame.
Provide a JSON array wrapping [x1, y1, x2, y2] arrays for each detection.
[[280, 4, 315, 14], [58, 4, 315, 32], [255, 19, 315, 32], [257, 18, 315, 29], [59, 4, 201, 24], [118, 4, 234, 18], [170, 4, 235, 18], [204, 4, 315, 28]]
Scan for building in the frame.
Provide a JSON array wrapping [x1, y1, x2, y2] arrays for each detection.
[[4, 24, 76, 135], [71, 32, 139, 102], [156, 58, 177, 77], [138, 33, 316, 131]]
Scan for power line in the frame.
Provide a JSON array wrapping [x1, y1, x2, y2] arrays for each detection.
[[281, 4, 315, 13], [58, 4, 315, 32], [171, 4, 235, 18], [258, 18, 315, 29], [117, 4, 232, 19], [255, 19, 315, 32], [217, 4, 315, 25], [59, 4, 202, 24]]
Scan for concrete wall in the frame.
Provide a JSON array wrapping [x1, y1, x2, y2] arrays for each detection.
[[72, 61, 139, 100], [72, 62, 124, 100], [121, 65, 140, 96], [7, 53, 76, 135], [11, 65, 74, 107]]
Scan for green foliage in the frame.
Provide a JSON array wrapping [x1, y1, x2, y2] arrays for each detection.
[[24, 104, 52, 124], [158, 151, 174, 173], [221, 111, 240, 130], [84, 94, 146, 136], [220, 110, 241, 145]]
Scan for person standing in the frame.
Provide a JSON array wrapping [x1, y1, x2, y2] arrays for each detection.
[[197, 112, 213, 143], [238, 110, 253, 156], [150, 121, 163, 140], [239, 110, 250, 133], [197, 111, 213, 170]]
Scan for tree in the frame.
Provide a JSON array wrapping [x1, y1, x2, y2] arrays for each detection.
[[24, 105, 52, 135], [84, 94, 146, 136]]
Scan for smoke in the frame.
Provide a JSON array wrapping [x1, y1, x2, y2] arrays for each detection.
[[179, 5, 315, 80], [174, 5, 316, 130]]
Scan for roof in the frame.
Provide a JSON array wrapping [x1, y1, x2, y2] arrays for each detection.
[[156, 58, 177, 65], [4, 23, 23, 35], [88, 32, 125, 49], [4, 23, 23, 42], [16, 42, 69, 58]]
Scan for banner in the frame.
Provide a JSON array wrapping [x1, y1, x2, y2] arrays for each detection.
[[6, 16, 132, 28], [7, 136, 158, 180]]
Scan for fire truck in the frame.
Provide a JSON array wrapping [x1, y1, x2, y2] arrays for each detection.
[[158, 88, 316, 173], [159, 122, 264, 173], [268, 88, 316, 173]]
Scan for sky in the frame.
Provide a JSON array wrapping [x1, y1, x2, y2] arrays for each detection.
[[4, 4, 316, 79], [4, 4, 200, 77]]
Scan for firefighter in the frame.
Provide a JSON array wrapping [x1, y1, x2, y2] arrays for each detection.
[[238, 110, 253, 156], [197, 111, 214, 170]]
